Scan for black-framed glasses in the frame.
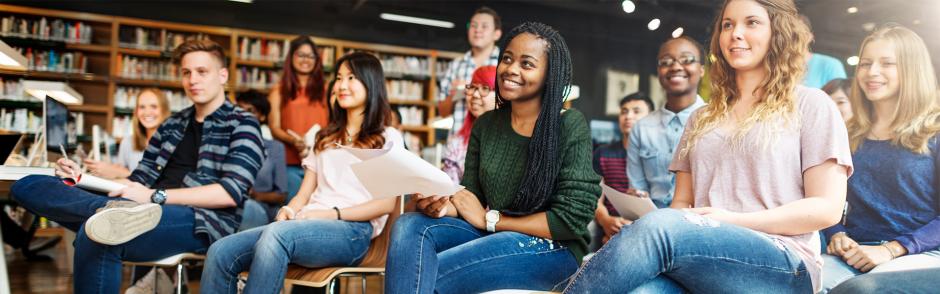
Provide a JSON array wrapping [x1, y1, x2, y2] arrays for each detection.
[[657, 55, 699, 67], [294, 52, 317, 60], [466, 84, 492, 96]]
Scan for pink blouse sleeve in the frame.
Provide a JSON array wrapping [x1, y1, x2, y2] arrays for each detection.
[[798, 87, 854, 176]]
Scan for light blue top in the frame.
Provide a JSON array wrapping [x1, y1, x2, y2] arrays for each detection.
[[803, 53, 847, 89], [627, 96, 705, 207]]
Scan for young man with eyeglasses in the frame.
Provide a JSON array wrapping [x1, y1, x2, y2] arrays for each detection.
[[626, 36, 706, 208], [437, 6, 502, 135]]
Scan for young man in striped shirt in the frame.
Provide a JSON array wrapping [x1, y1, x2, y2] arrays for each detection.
[[11, 39, 264, 293], [592, 92, 652, 246]]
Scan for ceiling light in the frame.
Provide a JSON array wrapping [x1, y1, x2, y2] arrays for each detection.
[[672, 27, 684, 38], [622, 0, 636, 13], [0, 40, 27, 71], [380, 13, 454, 29], [847, 7, 858, 14], [227, 0, 252, 3], [862, 22, 876, 31], [847, 56, 859, 66], [648, 18, 661, 31], [913, 19, 922, 25], [22, 80, 83, 105]]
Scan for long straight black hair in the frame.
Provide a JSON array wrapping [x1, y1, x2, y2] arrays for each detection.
[[314, 52, 392, 151], [496, 22, 573, 215]]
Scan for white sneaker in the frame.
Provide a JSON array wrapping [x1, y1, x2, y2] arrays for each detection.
[[125, 268, 173, 294], [85, 202, 162, 245]]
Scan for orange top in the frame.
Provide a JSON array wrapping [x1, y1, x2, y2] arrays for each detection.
[[281, 91, 329, 165]]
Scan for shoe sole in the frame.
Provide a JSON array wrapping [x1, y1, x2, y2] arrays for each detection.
[[84, 203, 162, 245]]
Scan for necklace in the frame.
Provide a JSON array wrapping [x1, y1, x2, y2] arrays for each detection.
[[344, 129, 357, 145]]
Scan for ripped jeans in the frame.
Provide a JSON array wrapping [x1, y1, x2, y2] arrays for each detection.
[[384, 213, 579, 294], [563, 209, 813, 294]]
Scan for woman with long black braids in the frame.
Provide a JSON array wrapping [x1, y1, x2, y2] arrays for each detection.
[[384, 22, 600, 293]]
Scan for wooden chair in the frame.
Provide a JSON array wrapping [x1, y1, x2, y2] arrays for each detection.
[[280, 196, 404, 293]]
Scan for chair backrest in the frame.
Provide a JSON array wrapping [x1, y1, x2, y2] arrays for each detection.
[[355, 195, 403, 268]]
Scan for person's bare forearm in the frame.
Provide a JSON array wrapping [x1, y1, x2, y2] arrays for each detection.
[[165, 184, 237, 208]]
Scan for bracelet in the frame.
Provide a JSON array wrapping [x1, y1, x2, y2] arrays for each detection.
[[280, 206, 296, 219], [333, 207, 342, 221], [881, 243, 897, 259]]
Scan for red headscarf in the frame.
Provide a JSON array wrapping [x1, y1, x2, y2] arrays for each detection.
[[457, 65, 497, 143]]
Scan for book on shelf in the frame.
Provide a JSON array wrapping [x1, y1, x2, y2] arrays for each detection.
[[236, 66, 280, 90], [238, 37, 287, 62], [0, 15, 93, 44], [119, 26, 211, 52], [116, 54, 179, 81], [14, 47, 88, 73]]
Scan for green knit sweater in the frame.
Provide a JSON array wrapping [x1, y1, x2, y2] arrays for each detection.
[[461, 107, 601, 263]]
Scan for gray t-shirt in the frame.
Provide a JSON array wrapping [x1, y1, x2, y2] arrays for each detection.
[[670, 86, 854, 292], [115, 136, 144, 172]]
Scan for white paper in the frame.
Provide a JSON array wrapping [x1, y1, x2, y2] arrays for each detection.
[[349, 146, 463, 199], [67, 174, 127, 193], [602, 182, 657, 220]]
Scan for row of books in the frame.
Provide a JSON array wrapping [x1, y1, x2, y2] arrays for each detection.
[[386, 80, 424, 101], [14, 47, 88, 73], [381, 55, 432, 78], [116, 54, 179, 81], [395, 106, 425, 127], [113, 86, 191, 112], [236, 66, 280, 90], [118, 26, 211, 52], [0, 15, 93, 44], [237, 37, 287, 62], [0, 78, 24, 101]]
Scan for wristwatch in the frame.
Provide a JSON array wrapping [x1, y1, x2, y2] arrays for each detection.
[[485, 210, 501, 232], [151, 189, 167, 205]]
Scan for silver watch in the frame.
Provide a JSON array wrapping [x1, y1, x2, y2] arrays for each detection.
[[485, 210, 501, 232]]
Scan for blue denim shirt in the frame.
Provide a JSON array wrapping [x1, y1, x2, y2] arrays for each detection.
[[627, 96, 705, 207]]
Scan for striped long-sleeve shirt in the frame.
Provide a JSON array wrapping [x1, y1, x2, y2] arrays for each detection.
[[128, 100, 265, 243]]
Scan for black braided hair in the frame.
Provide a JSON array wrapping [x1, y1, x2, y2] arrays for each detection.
[[496, 22, 572, 216]]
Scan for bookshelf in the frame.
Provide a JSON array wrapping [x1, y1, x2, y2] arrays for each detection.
[[0, 4, 460, 147]]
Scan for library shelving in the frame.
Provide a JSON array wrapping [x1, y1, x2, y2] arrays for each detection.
[[0, 4, 460, 147]]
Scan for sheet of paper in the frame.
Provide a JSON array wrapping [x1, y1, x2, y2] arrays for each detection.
[[602, 182, 657, 220], [65, 174, 127, 193], [349, 147, 463, 199]]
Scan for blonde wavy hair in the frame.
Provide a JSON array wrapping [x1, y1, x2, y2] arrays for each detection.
[[847, 24, 940, 154], [681, 0, 811, 155]]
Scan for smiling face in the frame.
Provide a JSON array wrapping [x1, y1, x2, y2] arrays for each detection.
[[180, 51, 228, 106], [657, 38, 704, 97], [136, 90, 166, 130], [292, 44, 316, 75], [719, 0, 773, 73], [856, 39, 900, 104], [497, 33, 548, 102], [468, 13, 501, 50], [465, 83, 497, 118], [333, 63, 367, 112]]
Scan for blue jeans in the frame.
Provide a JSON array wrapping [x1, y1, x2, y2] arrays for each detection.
[[11, 175, 208, 294], [239, 199, 276, 231], [384, 213, 579, 294], [201, 219, 373, 294], [821, 250, 940, 293], [563, 209, 812, 293], [830, 268, 940, 294], [286, 165, 304, 201]]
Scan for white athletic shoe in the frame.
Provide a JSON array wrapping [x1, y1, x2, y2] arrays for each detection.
[[85, 201, 162, 245]]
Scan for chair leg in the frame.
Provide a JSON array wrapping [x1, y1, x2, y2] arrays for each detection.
[[361, 274, 366, 294], [152, 266, 158, 294], [176, 263, 183, 294], [328, 278, 338, 294]]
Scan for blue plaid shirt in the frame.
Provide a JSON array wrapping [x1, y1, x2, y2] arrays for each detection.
[[437, 47, 500, 134], [128, 100, 265, 243]]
